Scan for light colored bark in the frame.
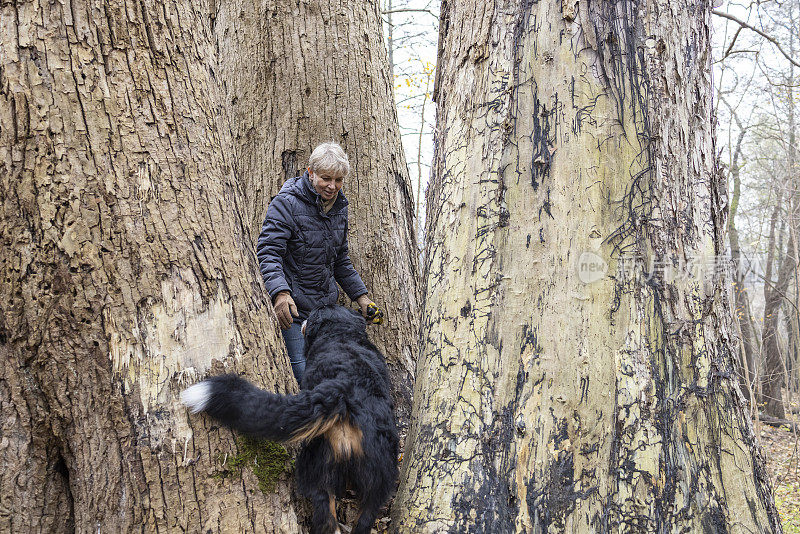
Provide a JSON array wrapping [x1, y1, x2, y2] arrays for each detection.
[[213, 0, 420, 428], [0, 0, 300, 531], [387, 0, 395, 80], [393, 0, 781, 531]]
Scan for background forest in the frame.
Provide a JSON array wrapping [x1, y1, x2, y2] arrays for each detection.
[[713, 0, 800, 529]]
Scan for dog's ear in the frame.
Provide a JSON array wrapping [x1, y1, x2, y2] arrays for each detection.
[[304, 307, 329, 340], [332, 305, 365, 330], [348, 307, 367, 330], [303, 313, 320, 340]]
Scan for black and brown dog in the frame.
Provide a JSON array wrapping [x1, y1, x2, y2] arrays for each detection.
[[181, 305, 398, 534]]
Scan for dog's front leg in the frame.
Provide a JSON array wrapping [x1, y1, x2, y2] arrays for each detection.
[[309, 490, 340, 534], [351, 499, 380, 534]]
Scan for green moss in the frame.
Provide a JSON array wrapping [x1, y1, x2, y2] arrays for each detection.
[[216, 436, 293, 493]]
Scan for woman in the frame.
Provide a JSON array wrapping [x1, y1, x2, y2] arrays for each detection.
[[256, 142, 377, 383]]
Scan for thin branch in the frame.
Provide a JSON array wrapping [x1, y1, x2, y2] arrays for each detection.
[[713, 9, 800, 68], [382, 8, 437, 17], [722, 25, 744, 62]]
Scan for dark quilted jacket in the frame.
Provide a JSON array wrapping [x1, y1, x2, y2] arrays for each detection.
[[256, 171, 367, 321]]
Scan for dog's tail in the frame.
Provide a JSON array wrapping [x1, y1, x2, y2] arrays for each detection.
[[180, 374, 349, 443]]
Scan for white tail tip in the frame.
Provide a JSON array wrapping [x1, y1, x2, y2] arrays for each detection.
[[180, 382, 211, 414]]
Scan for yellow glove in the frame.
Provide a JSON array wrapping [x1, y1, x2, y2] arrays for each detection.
[[356, 295, 384, 325], [365, 303, 384, 325]]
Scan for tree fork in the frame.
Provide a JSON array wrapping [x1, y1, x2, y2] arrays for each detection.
[[213, 0, 420, 430]]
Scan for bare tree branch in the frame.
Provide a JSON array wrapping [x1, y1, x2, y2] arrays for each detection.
[[382, 8, 437, 17], [722, 26, 743, 62], [713, 9, 800, 68]]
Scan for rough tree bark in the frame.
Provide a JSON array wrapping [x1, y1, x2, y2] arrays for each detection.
[[0, 0, 301, 531], [212, 0, 420, 430], [393, 0, 781, 531]]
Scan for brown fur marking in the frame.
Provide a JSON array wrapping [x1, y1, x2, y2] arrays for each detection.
[[325, 418, 363, 461], [290, 414, 341, 443]]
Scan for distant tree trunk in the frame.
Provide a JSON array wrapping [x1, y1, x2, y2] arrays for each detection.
[[213, 0, 420, 430], [790, 20, 800, 398], [762, 28, 798, 419], [728, 129, 759, 401], [762, 224, 795, 421], [0, 0, 300, 531], [393, 0, 781, 531], [762, 195, 791, 419], [783, 293, 798, 391]]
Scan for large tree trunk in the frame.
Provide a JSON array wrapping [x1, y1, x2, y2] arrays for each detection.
[[0, 0, 301, 531], [213, 0, 420, 430], [393, 0, 781, 531]]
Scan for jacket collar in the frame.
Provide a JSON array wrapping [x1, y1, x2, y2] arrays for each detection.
[[295, 170, 348, 215]]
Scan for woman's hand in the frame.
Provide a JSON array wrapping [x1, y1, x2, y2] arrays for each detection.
[[356, 294, 372, 317], [356, 294, 384, 324], [274, 291, 298, 330]]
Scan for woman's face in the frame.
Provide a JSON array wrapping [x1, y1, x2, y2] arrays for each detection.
[[309, 170, 344, 201]]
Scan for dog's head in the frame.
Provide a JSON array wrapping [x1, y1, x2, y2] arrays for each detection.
[[302, 305, 366, 342]]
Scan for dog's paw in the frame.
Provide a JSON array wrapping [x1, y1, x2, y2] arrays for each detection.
[[180, 382, 212, 414]]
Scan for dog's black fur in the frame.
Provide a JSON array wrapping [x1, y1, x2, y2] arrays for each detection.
[[181, 305, 398, 534]]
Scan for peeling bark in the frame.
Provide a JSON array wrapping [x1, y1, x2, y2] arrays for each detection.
[[393, 0, 781, 531], [0, 0, 300, 531], [213, 0, 420, 430]]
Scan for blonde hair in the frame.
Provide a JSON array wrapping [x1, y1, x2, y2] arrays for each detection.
[[308, 142, 350, 178]]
